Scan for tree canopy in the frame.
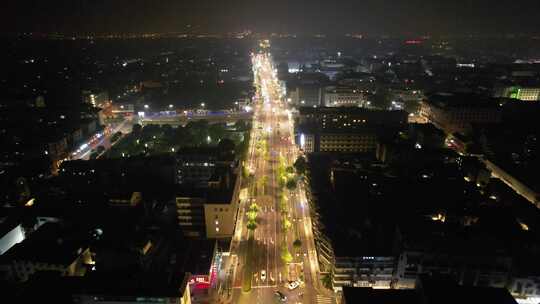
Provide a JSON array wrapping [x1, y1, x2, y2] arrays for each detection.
[[293, 156, 307, 175]]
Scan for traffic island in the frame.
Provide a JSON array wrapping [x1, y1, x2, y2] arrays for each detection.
[[241, 231, 255, 293]]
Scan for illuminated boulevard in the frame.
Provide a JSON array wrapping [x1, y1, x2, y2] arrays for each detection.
[[215, 45, 335, 304]]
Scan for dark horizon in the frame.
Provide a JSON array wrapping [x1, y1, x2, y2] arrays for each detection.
[[2, 0, 540, 36]]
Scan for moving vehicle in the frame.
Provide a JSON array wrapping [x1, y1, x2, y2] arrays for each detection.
[[274, 291, 287, 302], [287, 280, 300, 290]]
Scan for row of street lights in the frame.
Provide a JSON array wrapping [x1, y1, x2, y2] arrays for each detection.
[[141, 102, 205, 110]]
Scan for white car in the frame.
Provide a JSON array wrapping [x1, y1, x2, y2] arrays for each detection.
[[274, 291, 287, 302], [287, 280, 300, 290], [261, 270, 267, 281]]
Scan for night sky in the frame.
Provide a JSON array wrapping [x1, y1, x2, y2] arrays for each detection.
[[2, 0, 540, 35]]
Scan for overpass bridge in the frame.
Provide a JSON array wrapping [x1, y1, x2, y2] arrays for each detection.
[[140, 111, 253, 127]]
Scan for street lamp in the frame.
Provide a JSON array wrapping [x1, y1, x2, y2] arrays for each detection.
[[169, 104, 173, 109], [144, 104, 149, 109], [200, 102, 205, 108]]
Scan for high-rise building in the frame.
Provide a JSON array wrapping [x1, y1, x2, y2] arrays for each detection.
[[175, 163, 241, 240]]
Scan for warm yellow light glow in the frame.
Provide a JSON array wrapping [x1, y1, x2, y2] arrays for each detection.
[[519, 222, 530, 231], [25, 198, 35, 207]]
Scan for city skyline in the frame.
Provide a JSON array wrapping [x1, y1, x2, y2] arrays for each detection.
[[2, 0, 540, 36], [2, 2, 540, 304]]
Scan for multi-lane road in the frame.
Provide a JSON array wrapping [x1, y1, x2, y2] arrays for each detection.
[[222, 49, 334, 304], [70, 117, 133, 160]]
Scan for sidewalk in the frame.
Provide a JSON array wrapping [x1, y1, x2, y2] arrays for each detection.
[[208, 254, 236, 304]]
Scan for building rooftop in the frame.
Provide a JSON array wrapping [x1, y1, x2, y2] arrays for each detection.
[[176, 184, 235, 205], [298, 106, 407, 117], [342, 287, 421, 304], [0, 208, 24, 239], [176, 146, 220, 156], [398, 217, 509, 257], [425, 92, 501, 108], [175, 162, 237, 204], [296, 123, 380, 134], [175, 239, 215, 275], [419, 274, 518, 304], [21, 271, 189, 301], [342, 276, 518, 304], [324, 86, 364, 94], [1, 222, 88, 266]]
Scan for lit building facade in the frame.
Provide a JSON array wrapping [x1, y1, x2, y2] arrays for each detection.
[[176, 166, 241, 239], [297, 107, 408, 130], [0, 223, 25, 255], [333, 256, 396, 291], [324, 86, 368, 107], [320, 132, 378, 153], [0, 223, 94, 282], [495, 86, 540, 101], [82, 90, 110, 108], [290, 85, 322, 107], [297, 129, 378, 154], [420, 94, 502, 134]]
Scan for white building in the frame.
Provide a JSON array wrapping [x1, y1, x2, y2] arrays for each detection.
[[0, 221, 25, 255], [324, 86, 367, 107]]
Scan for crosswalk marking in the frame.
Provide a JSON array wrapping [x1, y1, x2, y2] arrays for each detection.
[[316, 294, 334, 304], [232, 284, 277, 289]]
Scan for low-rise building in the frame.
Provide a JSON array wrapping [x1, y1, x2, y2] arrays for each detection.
[[175, 147, 233, 186], [341, 287, 420, 304], [0, 223, 93, 281], [295, 107, 406, 154], [420, 93, 502, 134], [495, 86, 540, 101], [297, 127, 379, 154], [82, 90, 110, 108], [297, 106, 408, 129], [341, 274, 518, 304], [21, 272, 192, 304], [289, 84, 323, 106], [334, 256, 396, 290], [0, 213, 26, 255], [394, 214, 512, 289], [323, 86, 367, 107]]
